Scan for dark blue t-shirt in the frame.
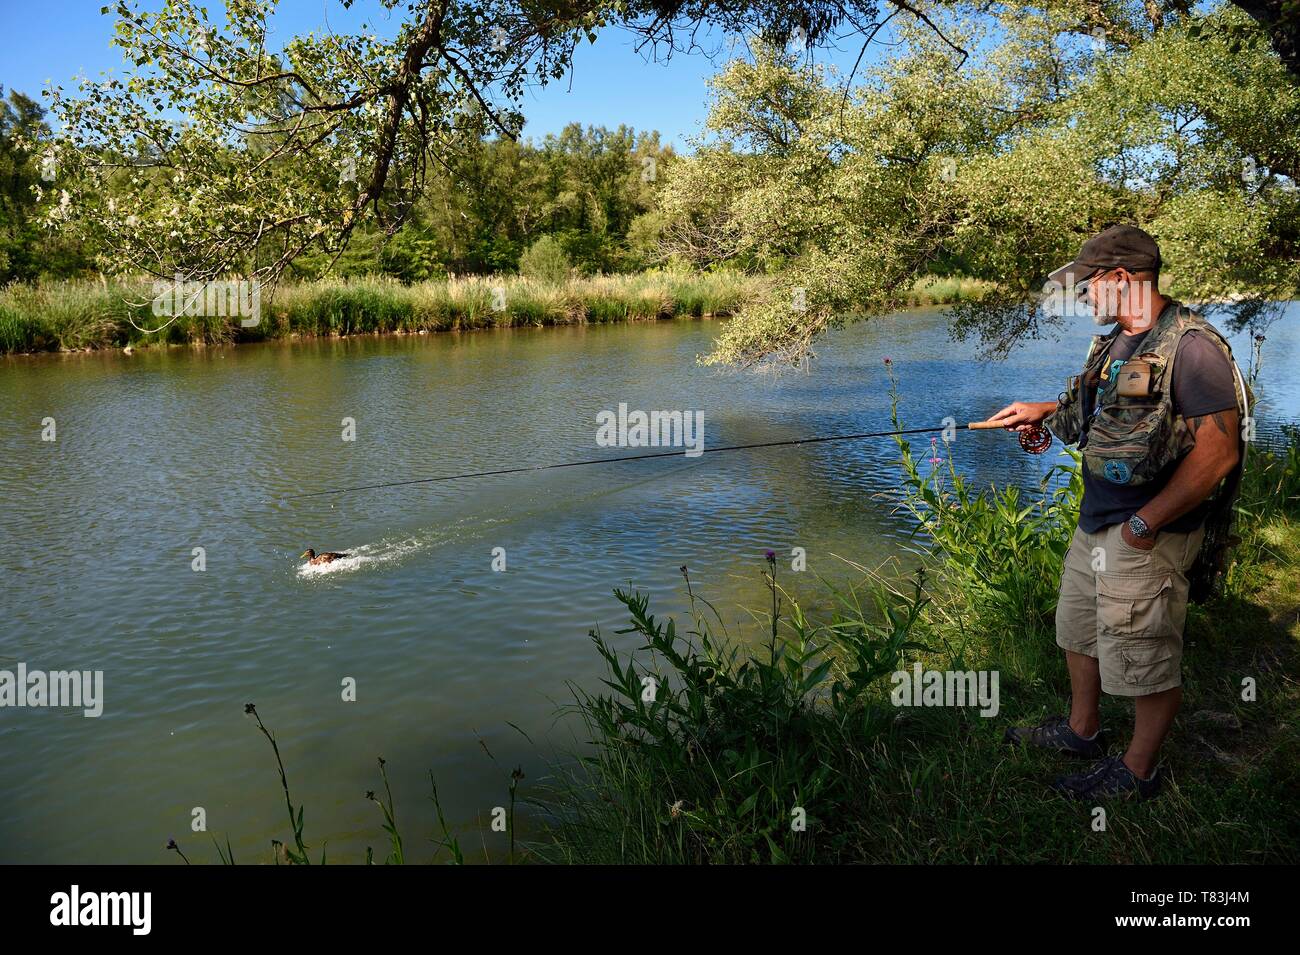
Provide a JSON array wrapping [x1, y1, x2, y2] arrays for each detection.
[[1077, 325, 1239, 533]]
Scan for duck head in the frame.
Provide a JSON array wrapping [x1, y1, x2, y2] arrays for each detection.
[[301, 549, 315, 559]]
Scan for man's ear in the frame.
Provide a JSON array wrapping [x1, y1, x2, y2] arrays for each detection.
[[1113, 268, 1132, 297]]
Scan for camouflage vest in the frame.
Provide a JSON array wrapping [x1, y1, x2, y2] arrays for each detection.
[[1044, 303, 1249, 488]]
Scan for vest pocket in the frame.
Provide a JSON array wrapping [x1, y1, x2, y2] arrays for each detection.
[[1084, 402, 1169, 484], [1045, 382, 1084, 445], [1096, 573, 1173, 637], [1090, 402, 1163, 443]]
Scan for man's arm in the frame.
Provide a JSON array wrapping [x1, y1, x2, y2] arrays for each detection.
[[987, 401, 1058, 432], [1123, 409, 1240, 549]]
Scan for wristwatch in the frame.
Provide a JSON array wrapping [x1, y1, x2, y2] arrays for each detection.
[[1127, 514, 1153, 540]]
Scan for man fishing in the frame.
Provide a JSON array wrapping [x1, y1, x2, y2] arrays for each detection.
[[990, 224, 1249, 800]]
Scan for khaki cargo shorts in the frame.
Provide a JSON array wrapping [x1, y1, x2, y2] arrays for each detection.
[[1055, 521, 1205, 697]]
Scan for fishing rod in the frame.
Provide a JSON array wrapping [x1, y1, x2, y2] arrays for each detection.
[[278, 421, 1051, 501]]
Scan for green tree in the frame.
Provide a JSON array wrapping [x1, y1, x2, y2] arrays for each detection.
[[0, 88, 95, 282], [35, 0, 1300, 362], [662, 6, 1300, 364], [282, 124, 671, 279]]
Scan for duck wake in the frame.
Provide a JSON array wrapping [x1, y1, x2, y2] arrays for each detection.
[[295, 535, 430, 579]]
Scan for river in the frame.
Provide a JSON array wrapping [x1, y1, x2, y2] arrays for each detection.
[[1, 305, 1296, 863]]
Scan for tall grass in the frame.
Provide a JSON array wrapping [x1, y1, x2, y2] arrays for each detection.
[[0, 271, 760, 354], [0, 279, 231, 352], [532, 566, 935, 864], [0, 270, 992, 354], [904, 274, 995, 306]]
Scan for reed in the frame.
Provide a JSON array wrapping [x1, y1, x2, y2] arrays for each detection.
[[0, 271, 759, 354], [904, 274, 995, 306]]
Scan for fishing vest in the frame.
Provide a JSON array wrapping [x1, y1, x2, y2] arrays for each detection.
[[1043, 303, 1250, 487]]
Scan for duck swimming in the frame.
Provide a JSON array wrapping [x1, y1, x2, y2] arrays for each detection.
[[301, 548, 351, 565]]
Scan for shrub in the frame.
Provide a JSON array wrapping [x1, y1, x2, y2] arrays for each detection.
[[518, 235, 572, 284]]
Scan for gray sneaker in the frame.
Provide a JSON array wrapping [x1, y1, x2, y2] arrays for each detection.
[[1003, 714, 1108, 759], [1051, 755, 1162, 801]]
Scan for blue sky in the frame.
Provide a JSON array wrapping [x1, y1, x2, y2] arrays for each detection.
[[0, 0, 885, 150]]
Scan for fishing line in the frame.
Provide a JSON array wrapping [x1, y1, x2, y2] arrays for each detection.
[[278, 421, 1049, 501]]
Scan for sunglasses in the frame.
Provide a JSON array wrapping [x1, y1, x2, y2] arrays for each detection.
[[1073, 267, 1120, 298]]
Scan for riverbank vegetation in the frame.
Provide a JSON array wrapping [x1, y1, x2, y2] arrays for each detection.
[[0, 270, 999, 355], [0, 272, 757, 354]]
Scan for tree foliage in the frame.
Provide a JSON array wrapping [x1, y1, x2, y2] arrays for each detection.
[[38, 0, 888, 287], [288, 123, 673, 278], [662, 5, 1300, 364], [0, 89, 96, 282], [20, 0, 1300, 362]]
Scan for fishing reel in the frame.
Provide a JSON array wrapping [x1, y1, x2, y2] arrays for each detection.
[[1018, 425, 1053, 455], [967, 420, 1053, 454]]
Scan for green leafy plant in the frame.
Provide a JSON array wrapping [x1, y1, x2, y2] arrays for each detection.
[[536, 552, 934, 864], [884, 362, 1080, 637]]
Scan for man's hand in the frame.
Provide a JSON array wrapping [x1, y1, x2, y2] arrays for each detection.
[[1121, 520, 1156, 551], [987, 401, 1057, 432]]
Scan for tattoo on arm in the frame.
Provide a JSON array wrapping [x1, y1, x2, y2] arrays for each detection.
[[1188, 412, 1230, 437]]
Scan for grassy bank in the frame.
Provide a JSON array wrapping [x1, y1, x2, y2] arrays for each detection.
[[0, 272, 759, 354], [535, 408, 1300, 863], [902, 274, 995, 307], [0, 271, 990, 355]]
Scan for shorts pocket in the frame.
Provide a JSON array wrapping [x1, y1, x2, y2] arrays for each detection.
[[1115, 532, 1151, 556], [1096, 573, 1172, 636], [1117, 637, 1175, 687]]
